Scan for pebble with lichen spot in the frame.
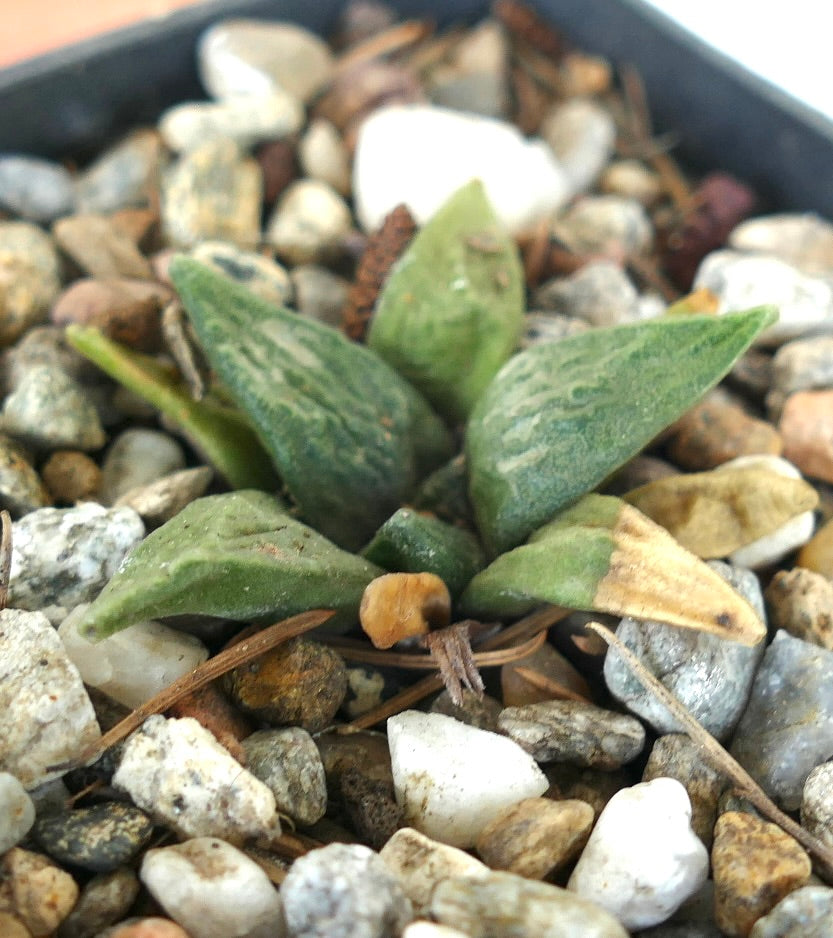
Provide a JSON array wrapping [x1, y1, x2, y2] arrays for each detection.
[[712, 811, 811, 937], [730, 630, 833, 810], [387, 710, 548, 848], [191, 241, 293, 307], [498, 699, 646, 768], [475, 797, 594, 879], [57, 867, 140, 938], [0, 847, 80, 936], [242, 727, 327, 827], [226, 637, 347, 733], [380, 827, 488, 917], [9, 502, 144, 624], [140, 838, 285, 938], [281, 842, 413, 938], [2, 365, 106, 452], [765, 567, 833, 650], [161, 139, 262, 249], [0, 433, 51, 517], [779, 389, 833, 484], [98, 428, 186, 506], [74, 129, 166, 214], [112, 715, 278, 842], [534, 261, 641, 328], [267, 180, 352, 265], [801, 761, 833, 850], [604, 560, 765, 742], [568, 778, 709, 930], [98, 919, 191, 938], [552, 195, 653, 256], [0, 221, 62, 346], [749, 885, 833, 937], [0, 609, 100, 788], [0, 772, 35, 853], [432, 870, 628, 938], [0, 154, 74, 222], [540, 98, 616, 196]]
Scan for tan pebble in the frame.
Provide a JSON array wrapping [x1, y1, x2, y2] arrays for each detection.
[[669, 394, 782, 471], [41, 450, 101, 503], [114, 466, 213, 528], [780, 390, 833, 483], [600, 159, 662, 206], [166, 683, 252, 764], [712, 811, 811, 937], [475, 796, 593, 878], [52, 213, 153, 280], [99, 917, 190, 938], [0, 912, 32, 938], [0, 847, 79, 936], [765, 567, 833, 650], [558, 51, 612, 96], [798, 515, 833, 576], [501, 641, 590, 707], [109, 207, 160, 249], [51, 278, 171, 351]]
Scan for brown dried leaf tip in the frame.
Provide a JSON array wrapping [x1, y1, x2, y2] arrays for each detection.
[[359, 572, 484, 706], [343, 203, 417, 341]]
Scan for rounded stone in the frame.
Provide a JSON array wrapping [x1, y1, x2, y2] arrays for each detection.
[[299, 119, 351, 195], [0, 847, 80, 937], [0, 772, 35, 853], [190, 241, 292, 308], [114, 466, 214, 529], [98, 919, 191, 938], [801, 761, 833, 849], [266, 179, 352, 265], [41, 450, 101, 504], [553, 195, 653, 256], [0, 433, 51, 517], [765, 567, 833, 650], [750, 885, 833, 937], [52, 213, 152, 281], [98, 428, 186, 506], [54, 867, 140, 938], [0, 221, 62, 345], [0, 154, 75, 222], [600, 159, 663, 205], [74, 129, 166, 215], [540, 97, 616, 196], [290, 264, 349, 326]]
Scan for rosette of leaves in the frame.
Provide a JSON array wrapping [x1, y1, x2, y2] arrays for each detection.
[[71, 182, 779, 644]]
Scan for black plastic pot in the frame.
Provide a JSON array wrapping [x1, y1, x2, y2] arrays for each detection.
[[0, 0, 831, 217]]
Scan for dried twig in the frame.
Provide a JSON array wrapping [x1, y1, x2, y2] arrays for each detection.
[[588, 621, 833, 880], [334, 19, 434, 74]]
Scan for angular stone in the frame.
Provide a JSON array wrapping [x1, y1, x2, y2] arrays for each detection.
[[53, 214, 152, 280], [0, 847, 79, 936], [340, 766, 403, 850], [498, 699, 646, 768], [429, 688, 502, 732], [0, 221, 62, 345], [533, 260, 641, 328], [266, 179, 352, 265], [74, 130, 166, 214], [0, 433, 51, 517], [475, 797, 593, 879], [552, 195, 653, 256], [749, 885, 833, 937], [765, 567, 833, 650], [801, 761, 833, 850], [798, 515, 833, 577], [541, 98, 616, 196], [55, 867, 140, 938], [114, 466, 214, 528], [600, 159, 663, 205], [712, 811, 811, 937], [98, 429, 186, 506], [290, 263, 349, 325], [544, 763, 630, 820], [0, 155, 74, 222], [730, 630, 833, 810]]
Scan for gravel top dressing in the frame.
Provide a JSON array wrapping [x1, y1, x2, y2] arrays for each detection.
[[1, 2, 833, 936]]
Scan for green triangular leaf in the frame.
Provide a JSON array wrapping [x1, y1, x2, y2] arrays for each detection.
[[466, 306, 778, 555], [368, 180, 524, 423]]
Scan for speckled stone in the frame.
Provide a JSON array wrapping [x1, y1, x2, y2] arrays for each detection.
[[56, 867, 140, 938], [9, 502, 144, 624], [0, 772, 35, 853], [765, 567, 833, 650], [541, 98, 616, 196], [98, 428, 186, 506], [553, 195, 653, 256], [282, 842, 412, 938], [74, 130, 166, 214], [0, 609, 100, 788], [533, 260, 641, 328], [2, 365, 106, 452], [429, 688, 502, 732], [475, 797, 593, 879], [0, 847, 80, 936], [0, 155, 74, 222], [340, 765, 403, 849], [730, 630, 833, 810], [161, 139, 262, 249], [242, 727, 327, 827], [0, 221, 62, 345], [749, 885, 833, 937], [604, 560, 765, 742], [316, 730, 394, 794], [114, 466, 214, 528], [190, 241, 292, 307], [431, 870, 628, 938], [801, 761, 833, 850], [113, 715, 278, 842], [498, 699, 646, 769], [712, 811, 811, 937], [267, 179, 352, 265], [226, 637, 347, 733], [0, 433, 50, 516]]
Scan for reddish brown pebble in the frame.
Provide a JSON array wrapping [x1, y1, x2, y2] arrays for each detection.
[[99, 918, 190, 938], [779, 389, 833, 483], [493, 0, 564, 58], [668, 393, 782, 471], [51, 278, 172, 350], [712, 811, 811, 937], [166, 683, 253, 764], [256, 138, 298, 206], [41, 450, 101, 503], [765, 567, 833, 651]]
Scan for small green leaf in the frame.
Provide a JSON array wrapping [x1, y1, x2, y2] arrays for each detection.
[[466, 306, 778, 555], [74, 490, 384, 640], [368, 180, 524, 423], [65, 325, 279, 491], [170, 256, 454, 551], [361, 507, 485, 598]]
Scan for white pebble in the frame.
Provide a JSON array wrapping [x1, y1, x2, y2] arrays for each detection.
[[353, 104, 570, 235], [553, 195, 653, 256], [568, 777, 709, 930], [141, 837, 285, 938], [0, 609, 101, 788], [694, 250, 833, 345], [541, 98, 616, 196], [729, 212, 833, 276], [266, 179, 352, 265], [716, 455, 816, 568], [113, 716, 278, 842], [59, 606, 208, 709], [387, 711, 548, 848], [0, 772, 35, 852], [299, 119, 351, 195]]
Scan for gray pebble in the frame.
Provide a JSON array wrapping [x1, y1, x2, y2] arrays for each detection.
[[114, 466, 213, 528], [267, 179, 352, 265], [533, 260, 641, 327], [34, 802, 153, 872], [56, 867, 140, 938], [431, 870, 628, 938], [74, 129, 166, 214], [520, 311, 590, 349], [431, 71, 508, 120], [280, 842, 413, 938], [498, 699, 646, 769], [768, 335, 833, 416], [0, 608, 101, 788], [0, 221, 62, 346], [553, 195, 653, 256], [730, 630, 833, 810], [161, 138, 262, 249], [99, 428, 186, 505], [4, 325, 96, 391], [2, 365, 106, 451], [541, 98, 617, 196], [0, 771, 35, 852], [290, 264, 349, 326], [0, 154, 75, 222], [0, 432, 51, 517], [191, 241, 293, 307], [9, 502, 144, 624], [243, 727, 327, 827], [604, 561, 765, 742], [749, 885, 833, 937], [801, 761, 833, 849]]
